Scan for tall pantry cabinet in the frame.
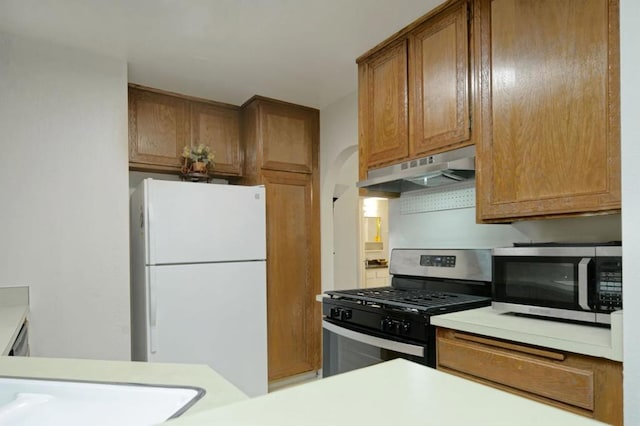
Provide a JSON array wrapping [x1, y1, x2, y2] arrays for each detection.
[[240, 96, 321, 381]]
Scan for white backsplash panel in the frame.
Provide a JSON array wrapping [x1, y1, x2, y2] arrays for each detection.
[[389, 196, 621, 251], [400, 186, 475, 214]]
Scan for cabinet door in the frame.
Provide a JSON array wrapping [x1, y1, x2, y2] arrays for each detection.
[[358, 39, 409, 174], [410, 0, 470, 156], [128, 88, 189, 172], [476, 0, 620, 222], [190, 101, 242, 176], [259, 101, 317, 174], [262, 170, 321, 380], [436, 328, 623, 425]]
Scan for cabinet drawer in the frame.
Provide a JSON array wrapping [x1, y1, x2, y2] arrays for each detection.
[[437, 333, 594, 410]]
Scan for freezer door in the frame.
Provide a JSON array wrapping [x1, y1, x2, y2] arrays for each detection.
[[147, 262, 268, 397], [147, 180, 266, 264]]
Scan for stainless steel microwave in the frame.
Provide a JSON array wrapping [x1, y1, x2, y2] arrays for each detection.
[[492, 244, 622, 325]]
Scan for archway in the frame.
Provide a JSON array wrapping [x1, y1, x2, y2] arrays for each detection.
[[320, 145, 358, 292]]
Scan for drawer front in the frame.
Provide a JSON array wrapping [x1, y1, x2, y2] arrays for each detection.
[[437, 336, 594, 410]]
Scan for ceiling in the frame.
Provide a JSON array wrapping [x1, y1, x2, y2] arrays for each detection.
[[0, 0, 443, 109]]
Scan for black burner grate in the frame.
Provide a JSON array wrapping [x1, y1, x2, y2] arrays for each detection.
[[326, 286, 490, 313]]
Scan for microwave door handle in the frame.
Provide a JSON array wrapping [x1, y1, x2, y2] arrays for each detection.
[[578, 258, 592, 310]]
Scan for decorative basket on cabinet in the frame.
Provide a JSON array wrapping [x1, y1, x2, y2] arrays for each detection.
[[180, 144, 215, 182]]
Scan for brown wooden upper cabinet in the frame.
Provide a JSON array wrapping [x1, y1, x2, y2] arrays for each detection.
[[241, 96, 317, 174], [128, 87, 189, 172], [128, 86, 242, 177], [410, 1, 470, 156], [474, 0, 620, 222], [358, 39, 410, 171], [358, 0, 471, 178], [189, 100, 242, 176]]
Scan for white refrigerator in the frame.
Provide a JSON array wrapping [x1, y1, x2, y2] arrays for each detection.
[[130, 179, 267, 397]]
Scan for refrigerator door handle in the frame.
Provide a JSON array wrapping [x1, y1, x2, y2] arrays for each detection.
[[149, 279, 158, 354]]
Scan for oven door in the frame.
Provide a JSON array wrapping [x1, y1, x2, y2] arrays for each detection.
[[322, 319, 430, 378]]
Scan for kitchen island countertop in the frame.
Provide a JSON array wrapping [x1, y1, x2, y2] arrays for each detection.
[[0, 356, 248, 416], [165, 358, 604, 425]]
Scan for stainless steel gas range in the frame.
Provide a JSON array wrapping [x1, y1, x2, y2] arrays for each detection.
[[322, 248, 492, 377]]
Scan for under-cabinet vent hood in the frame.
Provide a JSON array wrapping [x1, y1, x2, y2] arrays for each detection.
[[357, 145, 476, 193]]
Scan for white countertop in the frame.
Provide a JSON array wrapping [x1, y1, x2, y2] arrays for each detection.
[[431, 307, 623, 361], [0, 356, 248, 415], [0, 304, 28, 356], [165, 359, 603, 426]]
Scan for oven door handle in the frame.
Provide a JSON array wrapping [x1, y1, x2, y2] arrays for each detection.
[[322, 320, 424, 357], [578, 257, 592, 310]]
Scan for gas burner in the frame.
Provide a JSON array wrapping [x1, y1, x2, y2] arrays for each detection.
[[326, 286, 490, 313]]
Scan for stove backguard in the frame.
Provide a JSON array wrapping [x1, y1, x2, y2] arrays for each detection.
[[390, 276, 491, 298], [389, 248, 492, 284]]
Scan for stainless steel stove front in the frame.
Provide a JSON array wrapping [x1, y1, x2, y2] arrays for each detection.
[[322, 248, 493, 378]]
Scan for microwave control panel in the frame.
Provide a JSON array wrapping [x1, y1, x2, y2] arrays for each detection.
[[596, 258, 623, 311]]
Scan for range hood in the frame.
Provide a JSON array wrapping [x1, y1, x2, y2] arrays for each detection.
[[357, 145, 475, 193]]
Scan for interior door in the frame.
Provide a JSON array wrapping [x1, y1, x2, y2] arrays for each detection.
[[148, 261, 267, 397]]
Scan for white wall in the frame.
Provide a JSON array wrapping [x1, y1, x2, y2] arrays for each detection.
[[389, 203, 621, 249], [0, 33, 130, 360], [129, 171, 181, 195], [319, 93, 358, 292], [128, 171, 229, 195], [620, 0, 640, 423], [332, 153, 359, 291]]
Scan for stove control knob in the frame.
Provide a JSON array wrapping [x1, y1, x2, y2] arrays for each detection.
[[330, 307, 341, 318], [380, 318, 393, 332], [339, 309, 352, 321], [400, 321, 411, 335]]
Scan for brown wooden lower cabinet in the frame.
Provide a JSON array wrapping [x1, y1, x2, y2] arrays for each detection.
[[262, 170, 321, 381], [436, 328, 622, 425]]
